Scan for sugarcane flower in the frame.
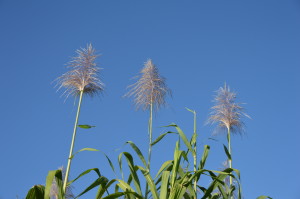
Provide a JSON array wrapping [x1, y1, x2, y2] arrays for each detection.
[[55, 43, 104, 98], [208, 84, 250, 135], [125, 59, 171, 111]]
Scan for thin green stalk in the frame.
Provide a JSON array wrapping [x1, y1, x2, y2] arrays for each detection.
[[148, 102, 153, 170], [193, 110, 197, 199], [63, 90, 84, 192], [145, 101, 153, 199], [227, 127, 232, 195]]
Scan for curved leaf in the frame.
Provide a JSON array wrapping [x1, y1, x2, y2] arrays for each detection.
[[118, 152, 142, 196], [256, 196, 273, 199], [155, 160, 173, 179], [70, 148, 99, 160], [137, 166, 159, 199], [25, 185, 45, 199], [67, 168, 101, 185], [198, 145, 210, 170], [96, 179, 117, 199], [126, 141, 147, 167], [223, 144, 231, 161], [75, 176, 108, 198], [172, 124, 194, 156], [151, 131, 177, 146]]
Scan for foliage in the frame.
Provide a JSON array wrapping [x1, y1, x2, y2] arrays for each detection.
[[25, 119, 271, 199]]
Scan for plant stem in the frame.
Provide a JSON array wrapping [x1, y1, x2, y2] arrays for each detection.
[[63, 90, 84, 192], [193, 110, 197, 199], [148, 102, 153, 170], [145, 101, 153, 199], [227, 127, 233, 195]]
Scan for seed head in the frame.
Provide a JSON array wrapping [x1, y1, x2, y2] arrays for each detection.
[[55, 44, 104, 98], [208, 84, 250, 135], [125, 59, 171, 111]]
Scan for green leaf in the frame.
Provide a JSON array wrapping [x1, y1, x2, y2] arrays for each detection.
[[102, 191, 143, 199], [75, 176, 108, 198], [171, 141, 183, 187], [96, 179, 117, 199], [151, 131, 177, 146], [190, 133, 197, 148], [208, 137, 218, 142], [172, 124, 194, 155], [99, 151, 116, 175], [223, 144, 231, 161], [198, 145, 210, 170], [102, 192, 127, 199], [137, 166, 159, 199], [202, 169, 236, 199], [119, 152, 142, 196], [160, 171, 170, 199], [78, 124, 96, 129], [115, 179, 140, 199], [256, 196, 272, 199], [155, 160, 173, 179], [44, 170, 64, 199], [126, 141, 147, 167], [25, 185, 45, 199], [79, 147, 99, 152], [67, 168, 101, 185], [70, 148, 99, 160], [238, 183, 242, 199], [185, 107, 195, 114]]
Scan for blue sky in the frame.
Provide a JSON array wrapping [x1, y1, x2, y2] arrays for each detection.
[[1, 0, 299, 198]]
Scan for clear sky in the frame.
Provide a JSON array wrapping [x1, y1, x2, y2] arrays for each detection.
[[1, 1, 299, 198]]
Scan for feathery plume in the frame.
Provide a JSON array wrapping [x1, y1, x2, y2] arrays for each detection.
[[125, 59, 171, 111], [208, 84, 249, 135], [56, 43, 104, 98]]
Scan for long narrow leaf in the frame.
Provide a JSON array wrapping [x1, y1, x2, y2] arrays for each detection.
[[98, 151, 116, 176], [223, 144, 232, 161], [159, 171, 170, 199], [198, 145, 210, 170], [67, 168, 101, 185], [155, 160, 173, 179], [151, 131, 177, 146], [126, 141, 147, 167], [96, 179, 117, 199], [102, 191, 144, 199], [116, 179, 140, 199], [173, 124, 193, 154], [137, 166, 159, 199], [171, 141, 183, 187], [256, 196, 273, 199], [70, 148, 99, 160], [75, 176, 108, 198], [119, 152, 143, 196]]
